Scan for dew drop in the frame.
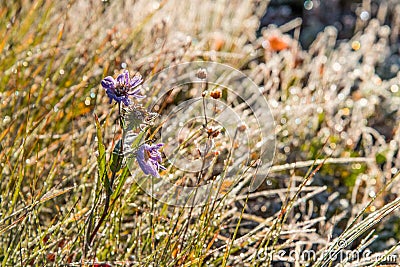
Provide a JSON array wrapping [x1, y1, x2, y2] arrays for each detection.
[[3, 116, 11, 124], [261, 206, 267, 212], [351, 41, 361, 51], [390, 84, 399, 93], [332, 62, 341, 72], [368, 190, 376, 198], [360, 11, 369, 21], [335, 124, 343, 132], [304, 0, 313, 10]]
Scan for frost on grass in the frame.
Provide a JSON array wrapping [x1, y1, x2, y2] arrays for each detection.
[[0, 0, 400, 266]]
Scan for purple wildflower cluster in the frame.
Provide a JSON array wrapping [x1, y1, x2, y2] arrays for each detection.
[[101, 70, 165, 178], [137, 144, 166, 178], [101, 70, 144, 106]]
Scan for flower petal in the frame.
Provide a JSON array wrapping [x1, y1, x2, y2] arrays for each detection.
[[122, 97, 131, 106], [101, 76, 116, 89], [136, 145, 160, 177], [154, 143, 164, 149], [129, 88, 145, 99], [105, 89, 117, 100], [116, 72, 126, 84], [130, 75, 143, 88], [105, 89, 128, 105], [123, 70, 130, 84]]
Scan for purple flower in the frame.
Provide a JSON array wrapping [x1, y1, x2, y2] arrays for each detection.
[[101, 70, 144, 106], [136, 143, 166, 178]]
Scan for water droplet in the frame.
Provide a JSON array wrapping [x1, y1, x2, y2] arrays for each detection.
[[90, 92, 96, 98], [152, 2, 160, 9], [360, 11, 369, 21], [359, 98, 368, 107], [121, 62, 127, 69], [3, 116, 11, 124], [270, 99, 279, 108], [368, 190, 376, 198], [351, 41, 361, 51], [335, 124, 343, 132], [261, 205, 267, 212], [284, 146, 290, 153], [332, 62, 341, 72], [304, 0, 313, 10], [390, 84, 399, 93]]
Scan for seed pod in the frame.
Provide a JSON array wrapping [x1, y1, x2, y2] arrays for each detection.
[[237, 123, 247, 132], [197, 68, 207, 80], [210, 88, 222, 99]]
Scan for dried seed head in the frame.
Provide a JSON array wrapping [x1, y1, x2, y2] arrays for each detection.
[[210, 88, 222, 99], [207, 126, 221, 138], [237, 123, 247, 132], [197, 68, 207, 80]]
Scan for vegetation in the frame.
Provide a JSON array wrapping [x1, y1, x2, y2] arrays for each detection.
[[1, 0, 400, 266]]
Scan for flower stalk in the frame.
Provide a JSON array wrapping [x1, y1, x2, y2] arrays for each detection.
[[87, 69, 165, 247]]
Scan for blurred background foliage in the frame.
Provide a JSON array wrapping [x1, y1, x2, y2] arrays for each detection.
[[0, 0, 400, 266]]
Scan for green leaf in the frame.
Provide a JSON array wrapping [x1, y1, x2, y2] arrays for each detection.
[[111, 129, 146, 201], [110, 148, 123, 174], [376, 152, 387, 165]]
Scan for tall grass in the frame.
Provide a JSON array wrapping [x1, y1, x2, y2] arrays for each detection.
[[1, 0, 400, 266]]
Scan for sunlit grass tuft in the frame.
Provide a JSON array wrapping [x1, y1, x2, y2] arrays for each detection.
[[1, 0, 400, 266]]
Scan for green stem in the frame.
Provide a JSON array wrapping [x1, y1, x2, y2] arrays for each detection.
[[89, 103, 125, 246]]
